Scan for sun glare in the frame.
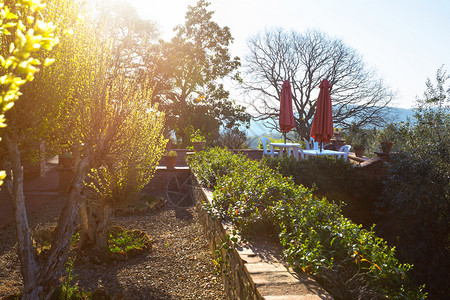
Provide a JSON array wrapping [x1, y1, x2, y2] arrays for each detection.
[[125, 0, 188, 38]]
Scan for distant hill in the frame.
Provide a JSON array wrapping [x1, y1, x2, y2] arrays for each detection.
[[391, 107, 415, 122]]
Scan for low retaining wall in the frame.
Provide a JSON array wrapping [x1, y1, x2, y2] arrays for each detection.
[[158, 149, 264, 165], [146, 167, 191, 192], [192, 177, 333, 300], [349, 153, 390, 178]]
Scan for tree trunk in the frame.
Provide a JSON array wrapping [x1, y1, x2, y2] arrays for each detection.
[[79, 199, 114, 263], [72, 141, 81, 171], [3, 142, 94, 299], [4, 133, 40, 299], [36, 156, 92, 298]]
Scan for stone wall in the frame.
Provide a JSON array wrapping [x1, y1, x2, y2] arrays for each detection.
[[146, 167, 191, 192], [193, 186, 261, 299], [350, 154, 390, 179]]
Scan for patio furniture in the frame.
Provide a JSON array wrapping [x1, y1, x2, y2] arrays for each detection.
[[337, 145, 351, 161], [303, 137, 319, 150], [310, 137, 319, 150], [291, 146, 305, 160], [303, 149, 346, 159], [270, 142, 302, 157], [303, 138, 311, 150], [260, 137, 279, 157]]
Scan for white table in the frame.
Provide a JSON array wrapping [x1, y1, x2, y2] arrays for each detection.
[[303, 149, 346, 159], [270, 143, 302, 158]]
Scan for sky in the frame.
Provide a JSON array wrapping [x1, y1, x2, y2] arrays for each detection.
[[127, 0, 450, 109]]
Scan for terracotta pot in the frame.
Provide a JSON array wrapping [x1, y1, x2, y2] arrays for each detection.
[[164, 155, 177, 169], [353, 147, 365, 158], [192, 141, 206, 152], [380, 141, 394, 153]]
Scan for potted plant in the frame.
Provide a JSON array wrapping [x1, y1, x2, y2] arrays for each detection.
[[190, 129, 206, 152], [379, 134, 394, 153], [164, 150, 177, 169], [347, 131, 366, 158], [352, 144, 366, 157]]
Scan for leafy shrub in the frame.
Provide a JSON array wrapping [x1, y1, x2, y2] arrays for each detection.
[[374, 68, 449, 299], [211, 158, 304, 236], [276, 196, 421, 299], [217, 128, 249, 149], [188, 148, 425, 299], [343, 126, 380, 157], [187, 146, 249, 188], [51, 257, 91, 300], [263, 155, 382, 227], [109, 227, 151, 254], [378, 152, 448, 299]]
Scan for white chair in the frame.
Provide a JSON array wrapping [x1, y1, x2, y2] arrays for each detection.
[[310, 137, 319, 150], [303, 137, 311, 150], [291, 146, 305, 160], [338, 145, 351, 161], [260, 137, 279, 157], [304, 137, 319, 150]]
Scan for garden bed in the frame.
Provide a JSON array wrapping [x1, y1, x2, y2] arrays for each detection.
[[0, 192, 225, 299]]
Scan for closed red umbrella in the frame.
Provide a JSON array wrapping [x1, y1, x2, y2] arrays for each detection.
[[310, 79, 334, 150], [279, 80, 295, 143]]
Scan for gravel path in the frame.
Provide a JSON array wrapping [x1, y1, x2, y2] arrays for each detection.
[[0, 193, 226, 299]]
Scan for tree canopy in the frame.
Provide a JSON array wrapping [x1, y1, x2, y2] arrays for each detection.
[[0, 0, 58, 186], [151, 0, 250, 145]]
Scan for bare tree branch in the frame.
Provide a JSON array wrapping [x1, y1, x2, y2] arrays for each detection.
[[242, 28, 395, 138]]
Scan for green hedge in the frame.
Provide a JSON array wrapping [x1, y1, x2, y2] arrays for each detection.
[[188, 148, 426, 299], [263, 155, 383, 228]]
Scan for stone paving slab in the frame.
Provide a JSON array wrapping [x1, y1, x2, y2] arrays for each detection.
[[252, 271, 301, 285], [245, 262, 287, 273], [240, 253, 264, 264], [264, 294, 332, 300]]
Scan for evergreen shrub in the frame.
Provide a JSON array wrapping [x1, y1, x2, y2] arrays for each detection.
[[188, 148, 426, 299], [263, 155, 383, 227]]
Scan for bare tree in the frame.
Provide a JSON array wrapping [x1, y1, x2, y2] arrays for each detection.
[[242, 28, 395, 138]]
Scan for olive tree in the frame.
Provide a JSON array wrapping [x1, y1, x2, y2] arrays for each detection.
[[242, 28, 395, 138]]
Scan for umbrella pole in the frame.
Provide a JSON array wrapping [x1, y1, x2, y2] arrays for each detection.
[[284, 132, 286, 144]]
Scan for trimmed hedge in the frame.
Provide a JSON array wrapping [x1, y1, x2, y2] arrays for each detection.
[[188, 148, 426, 299], [263, 155, 383, 228]]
